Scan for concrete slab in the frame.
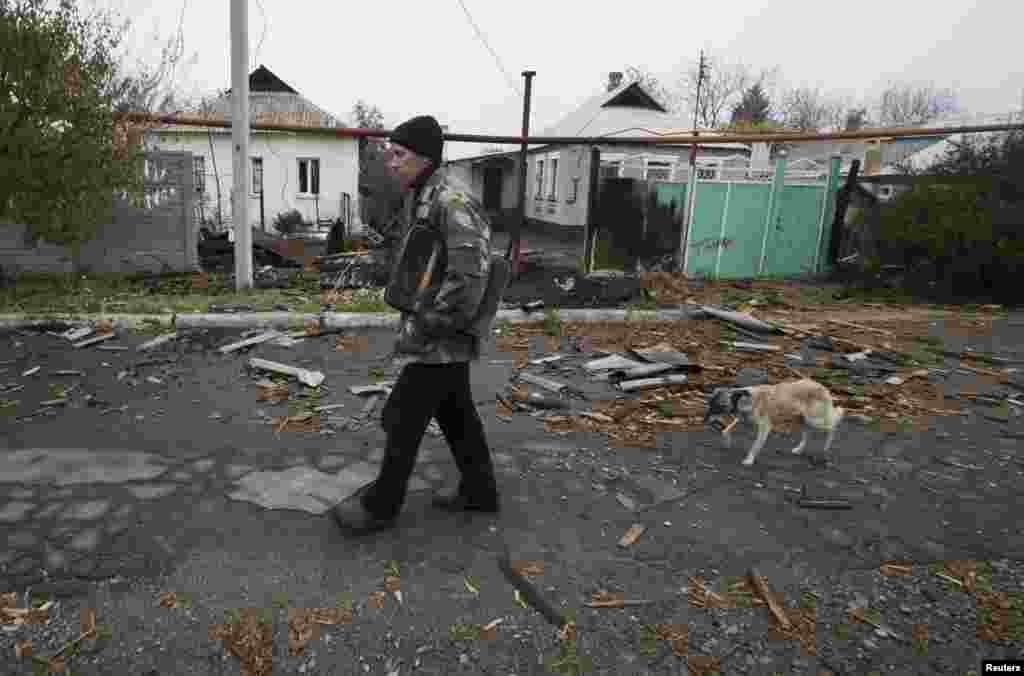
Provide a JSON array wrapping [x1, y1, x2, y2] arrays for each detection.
[[0, 449, 168, 486], [229, 464, 380, 515]]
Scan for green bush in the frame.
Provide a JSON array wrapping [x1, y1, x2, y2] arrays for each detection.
[[876, 128, 1024, 302]]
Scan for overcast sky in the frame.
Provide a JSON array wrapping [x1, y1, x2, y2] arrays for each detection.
[[100, 0, 1023, 160]]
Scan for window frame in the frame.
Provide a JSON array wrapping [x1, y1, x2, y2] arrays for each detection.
[[251, 156, 263, 196], [297, 157, 321, 196], [193, 156, 206, 195]]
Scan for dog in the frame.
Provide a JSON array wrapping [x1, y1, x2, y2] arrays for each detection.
[[703, 379, 845, 467]]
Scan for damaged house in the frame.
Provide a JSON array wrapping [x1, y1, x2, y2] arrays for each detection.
[[445, 72, 753, 236]]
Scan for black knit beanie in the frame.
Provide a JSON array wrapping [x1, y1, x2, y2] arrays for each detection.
[[389, 115, 444, 167]]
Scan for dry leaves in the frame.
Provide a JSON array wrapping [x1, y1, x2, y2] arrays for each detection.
[[14, 639, 32, 659], [191, 272, 210, 290], [287, 608, 319, 656], [652, 623, 688, 657], [382, 576, 401, 593], [942, 560, 979, 593], [509, 560, 544, 577], [766, 605, 817, 656], [687, 654, 721, 675], [556, 621, 577, 643], [478, 618, 503, 641], [93, 319, 114, 335], [975, 590, 1014, 642], [334, 333, 370, 352], [271, 413, 320, 434], [255, 380, 289, 403], [208, 609, 273, 676], [366, 591, 386, 610]]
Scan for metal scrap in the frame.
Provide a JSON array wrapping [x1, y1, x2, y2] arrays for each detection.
[[74, 333, 117, 349], [518, 372, 568, 393]]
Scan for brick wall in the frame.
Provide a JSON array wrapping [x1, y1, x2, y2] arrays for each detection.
[[0, 150, 198, 274]]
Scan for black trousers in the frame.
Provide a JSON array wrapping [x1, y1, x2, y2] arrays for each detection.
[[361, 361, 497, 519]]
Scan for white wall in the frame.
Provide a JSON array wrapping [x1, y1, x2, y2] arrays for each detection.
[[147, 128, 362, 234]]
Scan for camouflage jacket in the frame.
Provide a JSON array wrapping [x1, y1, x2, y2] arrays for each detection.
[[389, 168, 492, 365]]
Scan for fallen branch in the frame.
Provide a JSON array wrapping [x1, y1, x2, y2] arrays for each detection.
[[748, 568, 791, 630]]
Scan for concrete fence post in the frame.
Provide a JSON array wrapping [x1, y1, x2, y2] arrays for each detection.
[[758, 156, 786, 276]]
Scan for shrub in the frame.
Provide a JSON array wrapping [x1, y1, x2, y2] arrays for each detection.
[[272, 209, 305, 236]]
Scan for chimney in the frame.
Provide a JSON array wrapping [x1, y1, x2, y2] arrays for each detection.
[[607, 72, 623, 92]]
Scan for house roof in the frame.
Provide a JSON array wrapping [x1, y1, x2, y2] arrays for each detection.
[[156, 65, 345, 132], [537, 81, 691, 139]]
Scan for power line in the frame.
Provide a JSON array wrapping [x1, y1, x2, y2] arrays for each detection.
[[454, 0, 522, 97], [252, 0, 268, 70]]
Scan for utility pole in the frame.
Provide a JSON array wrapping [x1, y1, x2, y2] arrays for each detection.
[[679, 50, 707, 274], [230, 0, 253, 290], [509, 70, 536, 277]]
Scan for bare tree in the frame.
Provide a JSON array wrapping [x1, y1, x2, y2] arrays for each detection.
[[876, 82, 959, 127], [105, 1, 203, 115], [676, 55, 780, 129], [779, 86, 845, 132]]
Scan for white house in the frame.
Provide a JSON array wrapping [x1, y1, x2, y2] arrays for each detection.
[[146, 65, 362, 236]]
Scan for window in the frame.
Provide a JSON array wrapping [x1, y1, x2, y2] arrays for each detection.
[[298, 158, 320, 195], [251, 157, 263, 195], [645, 161, 672, 182], [535, 160, 544, 198], [599, 161, 621, 179], [193, 156, 206, 194], [548, 158, 559, 200], [568, 177, 580, 204]]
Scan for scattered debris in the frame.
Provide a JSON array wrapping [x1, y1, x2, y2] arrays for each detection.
[[51, 370, 84, 377], [615, 493, 637, 512], [249, 358, 325, 387], [618, 524, 646, 548], [21, 366, 40, 377], [349, 383, 394, 396], [584, 354, 647, 373], [73, 333, 117, 349], [699, 304, 781, 334], [721, 340, 781, 353], [748, 568, 791, 630], [518, 372, 568, 393], [619, 374, 688, 392], [63, 327, 94, 342], [219, 331, 281, 354], [136, 332, 181, 352]]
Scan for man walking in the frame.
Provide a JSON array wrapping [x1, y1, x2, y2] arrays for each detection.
[[332, 115, 503, 535]]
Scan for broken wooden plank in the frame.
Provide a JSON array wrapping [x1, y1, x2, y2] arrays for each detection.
[[578, 411, 615, 424], [618, 524, 646, 548], [248, 357, 325, 387], [73, 333, 116, 349], [96, 345, 129, 352], [218, 331, 281, 354], [618, 374, 688, 392], [519, 372, 568, 393], [137, 332, 180, 352]]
